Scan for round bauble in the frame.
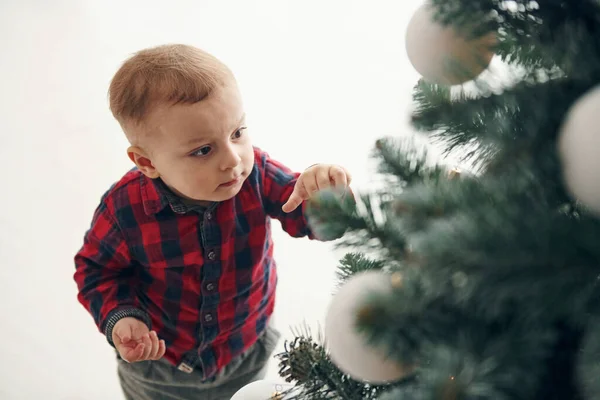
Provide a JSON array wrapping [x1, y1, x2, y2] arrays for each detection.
[[324, 270, 410, 383], [558, 85, 600, 215], [405, 2, 496, 85], [231, 380, 296, 400]]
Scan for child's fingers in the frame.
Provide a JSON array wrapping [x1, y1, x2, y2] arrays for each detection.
[[132, 343, 146, 362], [303, 173, 319, 195], [150, 339, 166, 360], [148, 331, 161, 360], [120, 342, 145, 363], [140, 333, 153, 360], [156, 340, 166, 359], [316, 167, 331, 190], [113, 324, 132, 346], [342, 166, 352, 184], [330, 166, 349, 187], [282, 181, 309, 213]]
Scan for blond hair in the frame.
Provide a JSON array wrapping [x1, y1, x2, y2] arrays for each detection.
[[108, 44, 234, 140]]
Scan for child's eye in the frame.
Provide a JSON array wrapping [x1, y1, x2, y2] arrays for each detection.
[[232, 127, 247, 139], [192, 146, 212, 157]]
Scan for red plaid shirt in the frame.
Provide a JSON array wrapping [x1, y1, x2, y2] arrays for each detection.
[[74, 146, 322, 379]]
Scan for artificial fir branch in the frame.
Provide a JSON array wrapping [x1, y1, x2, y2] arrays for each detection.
[[275, 325, 404, 399]]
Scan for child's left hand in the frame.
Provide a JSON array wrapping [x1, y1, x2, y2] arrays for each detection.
[[282, 164, 352, 213]]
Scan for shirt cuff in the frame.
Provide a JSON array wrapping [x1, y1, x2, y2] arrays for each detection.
[[103, 307, 152, 347]]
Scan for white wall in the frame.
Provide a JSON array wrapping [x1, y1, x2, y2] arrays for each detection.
[[0, 1, 427, 398]]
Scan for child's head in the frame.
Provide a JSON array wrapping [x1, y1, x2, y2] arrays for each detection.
[[109, 44, 254, 203]]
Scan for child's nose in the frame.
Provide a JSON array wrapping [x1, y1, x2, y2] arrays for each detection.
[[220, 146, 242, 170]]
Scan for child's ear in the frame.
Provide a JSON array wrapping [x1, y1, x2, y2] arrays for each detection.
[[127, 146, 160, 179]]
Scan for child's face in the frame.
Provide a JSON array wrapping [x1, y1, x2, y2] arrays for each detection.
[[128, 81, 254, 203]]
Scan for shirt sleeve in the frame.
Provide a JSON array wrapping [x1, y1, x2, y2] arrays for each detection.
[[256, 147, 315, 239], [73, 200, 151, 346]]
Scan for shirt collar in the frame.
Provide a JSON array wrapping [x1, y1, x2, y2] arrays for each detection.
[[140, 174, 212, 216]]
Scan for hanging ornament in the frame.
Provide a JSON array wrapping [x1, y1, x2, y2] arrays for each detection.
[[558, 85, 600, 216], [324, 270, 411, 383], [405, 2, 496, 85], [230, 380, 296, 400]]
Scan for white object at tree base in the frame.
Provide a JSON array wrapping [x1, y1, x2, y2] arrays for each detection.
[[405, 2, 496, 85], [324, 270, 410, 383], [558, 84, 600, 216], [230, 380, 297, 400]]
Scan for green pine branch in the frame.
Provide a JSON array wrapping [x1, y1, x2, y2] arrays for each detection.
[[392, 173, 600, 324], [279, 2, 600, 398], [410, 77, 591, 170], [372, 137, 446, 188], [426, 0, 600, 76], [578, 318, 600, 399], [275, 325, 408, 399], [354, 271, 559, 399], [334, 253, 387, 287], [306, 138, 450, 265]]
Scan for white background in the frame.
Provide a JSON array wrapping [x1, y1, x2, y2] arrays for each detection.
[[0, 1, 461, 398]]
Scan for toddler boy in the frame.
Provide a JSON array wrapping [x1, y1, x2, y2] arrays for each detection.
[[73, 44, 351, 399]]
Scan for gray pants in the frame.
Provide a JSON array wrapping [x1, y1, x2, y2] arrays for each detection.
[[117, 324, 281, 400]]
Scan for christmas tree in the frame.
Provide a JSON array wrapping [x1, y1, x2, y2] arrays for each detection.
[[233, 0, 600, 399]]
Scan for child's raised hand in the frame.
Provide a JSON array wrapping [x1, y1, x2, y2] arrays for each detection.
[[112, 317, 166, 363], [282, 164, 352, 213]]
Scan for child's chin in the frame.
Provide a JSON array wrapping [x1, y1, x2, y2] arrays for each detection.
[[215, 184, 243, 200]]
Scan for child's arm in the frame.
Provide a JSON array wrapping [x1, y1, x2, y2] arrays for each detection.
[[256, 147, 352, 241], [73, 201, 152, 348]]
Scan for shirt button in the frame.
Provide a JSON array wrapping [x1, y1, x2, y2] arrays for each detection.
[[204, 313, 214, 322], [207, 251, 216, 261], [206, 283, 215, 291], [206, 212, 212, 220]]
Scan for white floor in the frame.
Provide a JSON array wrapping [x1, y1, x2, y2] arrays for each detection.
[[0, 1, 427, 398]]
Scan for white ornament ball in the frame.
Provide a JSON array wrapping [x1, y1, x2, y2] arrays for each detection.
[[405, 2, 496, 85], [558, 85, 600, 215], [324, 270, 410, 383], [231, 380, 296, 400]]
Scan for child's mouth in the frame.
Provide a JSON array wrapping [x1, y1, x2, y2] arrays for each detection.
[[220, 176, 241, 187]]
